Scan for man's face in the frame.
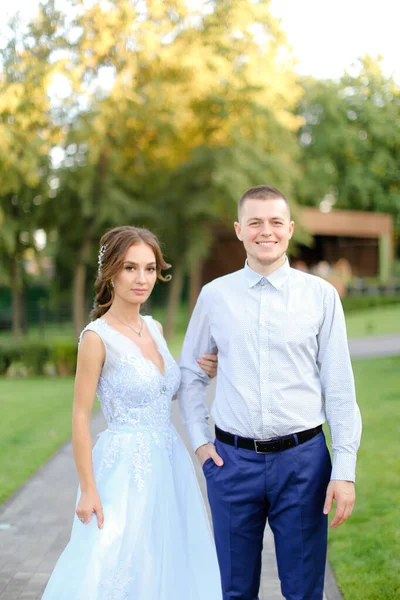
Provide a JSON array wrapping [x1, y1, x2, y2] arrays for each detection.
[[234, 197, 294, 270]]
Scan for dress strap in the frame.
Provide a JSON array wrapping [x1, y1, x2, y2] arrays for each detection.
[[78, 319, 107, 348], [143, 316, 167, 347]]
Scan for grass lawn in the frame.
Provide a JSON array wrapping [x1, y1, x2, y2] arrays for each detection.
[[345, 304, 400, 339], [0, 377, 75, 505], [327, 355, 400, 600], [0, 322, 76, 343]]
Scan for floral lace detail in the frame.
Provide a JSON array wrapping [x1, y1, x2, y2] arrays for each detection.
[[97, 431, 152, 491], [79, 317, 181, 430], [96, 426, 179, 490], [80, 317, 182, 490], [101, 565, 133, 599]]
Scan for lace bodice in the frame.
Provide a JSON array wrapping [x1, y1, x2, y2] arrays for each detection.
[[79, 316, 181, 430]]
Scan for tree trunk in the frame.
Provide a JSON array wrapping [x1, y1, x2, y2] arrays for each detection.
[[73, 238, 91, 338], [73, 261, 87, 338], [11, 256, 23, 340], [188, 260, 203, 314], [164, 261, 185, 342]]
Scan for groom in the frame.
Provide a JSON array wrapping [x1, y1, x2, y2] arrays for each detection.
[[179, 185, 362, 600]]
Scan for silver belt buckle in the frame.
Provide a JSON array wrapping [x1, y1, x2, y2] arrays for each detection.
[[254, 439, 270, 454]]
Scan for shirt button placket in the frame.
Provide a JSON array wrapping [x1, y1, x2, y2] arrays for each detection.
[[260, 278, 270, 438]]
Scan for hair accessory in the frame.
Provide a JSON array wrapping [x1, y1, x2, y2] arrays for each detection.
[[98, 244, 107, 276]]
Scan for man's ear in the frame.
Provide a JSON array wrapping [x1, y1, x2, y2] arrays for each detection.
[[234, 221, 243, 241], [288, 220, 295, 240]]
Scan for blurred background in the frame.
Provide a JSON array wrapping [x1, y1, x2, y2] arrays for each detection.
[[0, 1, 399, 599]]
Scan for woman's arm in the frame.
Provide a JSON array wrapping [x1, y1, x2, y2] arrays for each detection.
[[72, 331, 105, 529]]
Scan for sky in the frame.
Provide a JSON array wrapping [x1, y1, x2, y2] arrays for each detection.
[[269, 0, 400, 80], [1, 0, 399, 81]]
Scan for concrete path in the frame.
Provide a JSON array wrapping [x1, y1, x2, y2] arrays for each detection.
[[348, 334, 400, 359]]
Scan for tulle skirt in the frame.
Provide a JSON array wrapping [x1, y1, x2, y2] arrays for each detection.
[[42, 423, 222, 599]]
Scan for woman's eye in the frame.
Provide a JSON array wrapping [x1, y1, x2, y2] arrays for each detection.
[[147, 267, 156, 272]]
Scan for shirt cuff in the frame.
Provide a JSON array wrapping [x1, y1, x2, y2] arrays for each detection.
[[331, 451, 357, 482], [187, 421, 213, 453]]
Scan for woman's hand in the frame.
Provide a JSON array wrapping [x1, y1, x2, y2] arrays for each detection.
[[76, 490, 104, 529], [197, 352, 218, 378]]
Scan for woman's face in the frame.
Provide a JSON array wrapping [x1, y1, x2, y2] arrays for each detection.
[[113, 243, 158, 306]]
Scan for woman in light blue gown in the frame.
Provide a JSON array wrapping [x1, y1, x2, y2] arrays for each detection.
[[42, 226, 222, 600]]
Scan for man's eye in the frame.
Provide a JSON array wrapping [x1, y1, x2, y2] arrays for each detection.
[[249, 222, 260, 226]]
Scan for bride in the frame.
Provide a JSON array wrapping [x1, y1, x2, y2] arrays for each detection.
[[42, 225, 222, 599]]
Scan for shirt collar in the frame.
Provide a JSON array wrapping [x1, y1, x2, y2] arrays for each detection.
[[244, 257, 290, 290]]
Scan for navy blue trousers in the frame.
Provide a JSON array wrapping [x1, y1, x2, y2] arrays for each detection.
[[203, 431, 332, 600]]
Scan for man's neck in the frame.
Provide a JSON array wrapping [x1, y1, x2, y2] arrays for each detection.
[[247, 255, 287, 277]]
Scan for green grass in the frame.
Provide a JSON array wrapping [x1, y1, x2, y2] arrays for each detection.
[[328, 355, 400, 600], [0, 322, 76, 343], [345, 304, 400, 338], [0, 377, 75, 505]]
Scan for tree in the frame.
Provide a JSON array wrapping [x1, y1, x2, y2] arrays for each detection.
[[296, 57, 400, 224], [0, 7, 62, 337], [54, 0, 303, 337], [5, 0, 303, 338]]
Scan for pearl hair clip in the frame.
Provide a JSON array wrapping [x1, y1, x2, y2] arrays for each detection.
[[98, 244, 107, 276]]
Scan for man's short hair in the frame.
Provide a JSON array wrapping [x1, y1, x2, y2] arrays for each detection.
[[238, 185, 291, 218]]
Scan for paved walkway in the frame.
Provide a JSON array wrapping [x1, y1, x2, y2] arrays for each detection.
[[348, 333, 400, 359]]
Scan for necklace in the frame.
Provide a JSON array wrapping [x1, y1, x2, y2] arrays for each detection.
[[109, 311, 144, 337]]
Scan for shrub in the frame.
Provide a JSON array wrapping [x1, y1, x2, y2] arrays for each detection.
[[51, 341, 78, 376], [0, 339, 78, 376], [6, 361, 31, 378], [342, 295, 400, 313]]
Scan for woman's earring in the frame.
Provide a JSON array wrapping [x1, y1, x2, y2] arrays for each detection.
[[110, 280, 114, 288]]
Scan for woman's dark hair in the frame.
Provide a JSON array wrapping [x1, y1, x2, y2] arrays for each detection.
[[91, 226, 171, 320]]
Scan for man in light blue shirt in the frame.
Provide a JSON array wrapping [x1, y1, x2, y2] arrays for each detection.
[[179, 185, 362, 600]]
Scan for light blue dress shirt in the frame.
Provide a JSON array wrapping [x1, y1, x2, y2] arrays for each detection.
[[179, 259, 362, 482]]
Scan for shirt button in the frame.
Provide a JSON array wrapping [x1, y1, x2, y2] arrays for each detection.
[[161, 385, 167, 393]]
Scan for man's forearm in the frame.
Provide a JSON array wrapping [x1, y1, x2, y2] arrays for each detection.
[[178, 370, 213, 452]]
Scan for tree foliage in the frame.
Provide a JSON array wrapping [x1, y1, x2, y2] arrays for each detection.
[[297, 57, 400, 220], [3, 0, 365, 337], [0, 8, 63, 335]]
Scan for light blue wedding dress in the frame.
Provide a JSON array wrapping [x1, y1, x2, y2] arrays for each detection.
[[42, 316, 222, 600]]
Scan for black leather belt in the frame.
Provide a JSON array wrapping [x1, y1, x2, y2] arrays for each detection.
[[215, 424, 323, 454]]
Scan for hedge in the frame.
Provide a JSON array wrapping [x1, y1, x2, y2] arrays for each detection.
[[341, 294, 400, 313], [0, 339, 78, 377]]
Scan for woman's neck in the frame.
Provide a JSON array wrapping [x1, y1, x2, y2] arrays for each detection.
[[108, 299, 141, 324]]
